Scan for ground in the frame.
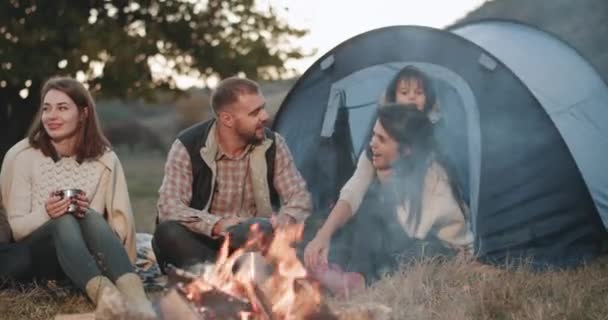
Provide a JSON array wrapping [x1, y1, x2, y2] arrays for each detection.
[[3, 151, 608, 320]]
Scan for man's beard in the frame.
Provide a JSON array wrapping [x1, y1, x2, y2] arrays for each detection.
[[236, 126, 264, 145]]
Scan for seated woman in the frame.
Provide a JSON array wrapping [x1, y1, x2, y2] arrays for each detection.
[[337, 65, 442, 241], [0, 77, 155, 318], [304, 104, 473, 296]]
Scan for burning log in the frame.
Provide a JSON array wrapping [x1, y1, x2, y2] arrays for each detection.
[[155, 222, 390, 320], [158, 287, 253, 320], [155, 223, 338, 320]]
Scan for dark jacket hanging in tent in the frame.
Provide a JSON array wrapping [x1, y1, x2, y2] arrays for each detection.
[[273, 20, 608, 269]]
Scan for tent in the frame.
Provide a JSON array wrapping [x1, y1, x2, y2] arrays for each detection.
[[272, 20, 608, 268]]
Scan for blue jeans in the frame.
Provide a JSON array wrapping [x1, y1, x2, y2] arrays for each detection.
[[2, 210, 133, 290]]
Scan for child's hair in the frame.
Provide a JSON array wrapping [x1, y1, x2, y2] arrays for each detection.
[[384, 65, 436, 114]]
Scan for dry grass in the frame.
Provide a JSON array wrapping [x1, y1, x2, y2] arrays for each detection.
[[0, 281, 92, 320], [4, 258, 608, 320], [4, 152, 608, 319], [333, 256, 608, 320]]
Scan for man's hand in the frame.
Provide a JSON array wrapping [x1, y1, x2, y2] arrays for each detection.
[[212, 217, 247, 236], [271, 214, 296, 229]]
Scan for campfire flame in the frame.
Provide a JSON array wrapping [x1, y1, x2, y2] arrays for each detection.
[[178, 223, 327, 320]]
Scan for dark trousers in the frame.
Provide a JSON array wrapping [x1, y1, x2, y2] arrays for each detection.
[[0, 211, 133, 290], [152, 221, 223, 273], [152, 218, 275, 273], [0, 242, 33, 281], [328, 184, 454, 282]]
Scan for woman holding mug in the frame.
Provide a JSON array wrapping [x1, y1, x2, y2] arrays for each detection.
[[0, 76, 154, 318]]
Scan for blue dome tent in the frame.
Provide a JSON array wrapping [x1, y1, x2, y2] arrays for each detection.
[[272, 20, 608, 268]]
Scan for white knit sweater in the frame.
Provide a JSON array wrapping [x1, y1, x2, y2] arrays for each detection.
[[31, 154, 107, 218], [0, 139, 137, 262]]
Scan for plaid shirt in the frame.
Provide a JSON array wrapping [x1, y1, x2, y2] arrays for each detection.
[[157, 131, 311, 236]]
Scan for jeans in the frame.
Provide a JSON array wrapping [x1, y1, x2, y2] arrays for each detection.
[[0, 210, 133, 290]]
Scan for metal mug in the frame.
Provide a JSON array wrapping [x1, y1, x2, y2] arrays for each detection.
[[56, 188, 83, 213]]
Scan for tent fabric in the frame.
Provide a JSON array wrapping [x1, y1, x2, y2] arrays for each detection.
[[273, 21, 607, 268], [450, 20, 608, 227]]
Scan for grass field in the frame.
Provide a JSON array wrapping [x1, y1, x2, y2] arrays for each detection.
[[2, 151, 608, 320], [118, 149, 167, 234]]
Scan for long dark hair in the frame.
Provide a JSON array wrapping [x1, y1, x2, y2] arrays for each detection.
[[376, 104, 435, 225], [28, 76, 111, 162], [384, 65, 436, 115]]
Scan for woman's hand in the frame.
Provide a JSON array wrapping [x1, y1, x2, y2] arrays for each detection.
[[73, 192, 90, 218], [45, 193, 70, 219], [304, 233, 331, 269]]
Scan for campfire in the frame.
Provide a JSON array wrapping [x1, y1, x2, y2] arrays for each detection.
[[158, 223, 336, 320], [56, 222, 390, 320]]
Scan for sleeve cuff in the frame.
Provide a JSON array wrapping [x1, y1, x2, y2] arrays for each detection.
[[278, 211, 309, 224]]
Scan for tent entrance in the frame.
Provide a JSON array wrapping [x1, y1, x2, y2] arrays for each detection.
[[321, 62, 482, 229]]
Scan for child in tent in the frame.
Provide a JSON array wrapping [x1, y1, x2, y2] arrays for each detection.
[[304, 66, 472, 297]]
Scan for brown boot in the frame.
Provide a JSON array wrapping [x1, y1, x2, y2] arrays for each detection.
[[85, 276, 128, 320], [115, 273, 156, 320], [85, 276, 117, 305]]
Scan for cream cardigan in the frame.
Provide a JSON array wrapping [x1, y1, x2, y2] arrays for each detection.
[[0, 139, 137, 262], [339, 153, 473, 250], [0, 192, 10, 244]]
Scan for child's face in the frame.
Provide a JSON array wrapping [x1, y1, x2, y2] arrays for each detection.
[[394, 78, 426, 111]]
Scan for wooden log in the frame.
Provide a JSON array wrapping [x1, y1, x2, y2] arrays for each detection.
[[54, 313, 95, 320], [158, 288, 253, 320]]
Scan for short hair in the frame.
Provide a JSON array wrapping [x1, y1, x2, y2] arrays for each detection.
[[210, 77, 260, 116], [28, 76, 110, 162]]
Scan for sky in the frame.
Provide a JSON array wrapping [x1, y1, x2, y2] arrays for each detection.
[[270, 0, 489, 73], [175, 0, 489, 88]]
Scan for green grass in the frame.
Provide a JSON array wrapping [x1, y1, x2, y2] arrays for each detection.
[[117, 149, 166, 234]]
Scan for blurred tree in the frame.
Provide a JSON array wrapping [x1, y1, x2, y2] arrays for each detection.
[[0, 0, 308, 161]]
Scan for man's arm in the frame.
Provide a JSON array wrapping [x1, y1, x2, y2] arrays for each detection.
[[271, 134, 312, 223], [157, 140, 222, 236]]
